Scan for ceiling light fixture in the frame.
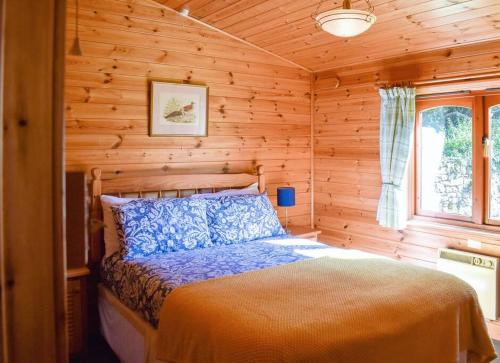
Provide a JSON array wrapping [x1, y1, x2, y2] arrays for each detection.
[[313, 0, 376, 38], [179, 8, 190, 17]]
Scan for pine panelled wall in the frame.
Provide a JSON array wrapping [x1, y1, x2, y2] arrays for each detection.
[[64, 0, 312, 226], [313, 40, 500, 333]]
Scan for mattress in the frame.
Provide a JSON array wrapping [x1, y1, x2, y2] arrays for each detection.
[[101, 236, 343, 327]]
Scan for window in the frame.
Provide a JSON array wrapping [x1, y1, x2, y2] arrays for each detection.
[[414, 93, 500, 226]]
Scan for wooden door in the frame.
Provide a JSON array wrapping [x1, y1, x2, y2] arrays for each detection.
[[1, 0, 67, 362]]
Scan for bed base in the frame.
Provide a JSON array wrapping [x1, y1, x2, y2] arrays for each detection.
[[98, 285, 162, 363]]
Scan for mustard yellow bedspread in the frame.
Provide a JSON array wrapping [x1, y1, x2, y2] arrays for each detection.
[[156, 257, 496, 363]]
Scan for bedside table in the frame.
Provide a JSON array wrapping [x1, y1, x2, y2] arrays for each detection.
[[67, 267, 90, 359], [288, 226, 322, 241]]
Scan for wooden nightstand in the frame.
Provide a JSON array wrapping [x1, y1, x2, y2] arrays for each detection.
[[67, 267, 90, 359], [288, 226, 322, 241]]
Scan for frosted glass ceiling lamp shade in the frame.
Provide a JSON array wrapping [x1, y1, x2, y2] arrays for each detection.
[[313, 0, 376, 38], [315, 10, 376, 37]]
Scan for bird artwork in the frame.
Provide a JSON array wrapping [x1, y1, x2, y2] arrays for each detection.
[[151, 83, 206, 136], [182, 102, 194, 113], [163, 99, 196, 124]]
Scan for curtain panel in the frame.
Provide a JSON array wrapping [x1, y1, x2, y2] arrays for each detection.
[[377, 87, 416, 229]]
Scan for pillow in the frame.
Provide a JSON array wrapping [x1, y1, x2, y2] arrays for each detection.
[[100, 195, 137, 258], [112, 198, 212, 258], [190, 182, 259, 199], [206, 193, 285, 245]]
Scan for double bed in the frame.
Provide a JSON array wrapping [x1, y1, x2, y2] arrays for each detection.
[[89, 166, 496, 363], [99, 236, 375, 363]]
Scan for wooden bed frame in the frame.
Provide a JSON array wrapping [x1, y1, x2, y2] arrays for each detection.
[[89, 165, 265, 270]]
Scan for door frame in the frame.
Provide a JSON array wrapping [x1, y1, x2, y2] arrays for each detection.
[[1, 0, 67, 361]]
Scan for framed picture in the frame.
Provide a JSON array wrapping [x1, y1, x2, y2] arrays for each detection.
[[150, 81, 208, 137]]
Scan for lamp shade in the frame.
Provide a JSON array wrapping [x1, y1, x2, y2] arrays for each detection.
[[315, 9, 376, 38], [277, 187, 295, 207]]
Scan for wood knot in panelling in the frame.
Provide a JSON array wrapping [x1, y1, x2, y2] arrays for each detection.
[[103, 73, 113, 84], [111, 135, 123, 149], [159, 51, 168, 62]]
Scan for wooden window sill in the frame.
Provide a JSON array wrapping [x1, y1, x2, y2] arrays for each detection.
[[407, 217, 500, 240]]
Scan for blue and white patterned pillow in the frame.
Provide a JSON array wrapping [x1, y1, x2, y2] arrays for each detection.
[[112, 198, 212, 258], [206, 194, 286, 245]]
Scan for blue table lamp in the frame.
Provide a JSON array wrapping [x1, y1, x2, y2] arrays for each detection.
[[277, 187, 295, 232]]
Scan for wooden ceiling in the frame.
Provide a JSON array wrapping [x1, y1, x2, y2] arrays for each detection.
[[155, 0, 500, 71]]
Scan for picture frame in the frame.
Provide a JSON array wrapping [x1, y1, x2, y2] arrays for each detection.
[[149, 81, 208, 137]]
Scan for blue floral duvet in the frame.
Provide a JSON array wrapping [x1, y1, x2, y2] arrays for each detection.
[[101, 236, 333, 328]]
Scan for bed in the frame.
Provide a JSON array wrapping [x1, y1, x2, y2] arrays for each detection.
[[89, 166, 496, 363]]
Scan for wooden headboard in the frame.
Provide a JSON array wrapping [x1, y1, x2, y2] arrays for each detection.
[[89, 165, 265, 269]]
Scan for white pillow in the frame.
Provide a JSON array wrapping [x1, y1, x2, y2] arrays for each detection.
[[190, 182, 259, 199], [100, 195, 136, 257]]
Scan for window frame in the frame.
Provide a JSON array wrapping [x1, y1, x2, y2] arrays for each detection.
[[414, 96, 479, 223], [411, 91, 500, 228], [485, 94, 500, 226]]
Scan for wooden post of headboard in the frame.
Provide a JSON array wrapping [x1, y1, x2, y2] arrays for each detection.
[[91, 168, 102, 205], [88, 168, 103, 339], [257, 165, 265, 193]]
